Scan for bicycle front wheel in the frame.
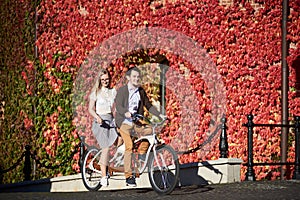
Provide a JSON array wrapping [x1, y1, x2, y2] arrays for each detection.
[[81, 148, 102, 191], [148, 144, 180, 195]]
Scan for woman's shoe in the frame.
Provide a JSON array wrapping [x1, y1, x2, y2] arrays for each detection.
[[101, 176, 109, 187]]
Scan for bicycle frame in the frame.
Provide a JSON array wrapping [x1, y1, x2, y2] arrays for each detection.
[[88, 149, 102, 174], [85, 113, 167, 173], [131, 115, 166, 174], [133, 135, 157, 173]]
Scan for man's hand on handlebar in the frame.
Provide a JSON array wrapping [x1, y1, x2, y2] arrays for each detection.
[[130, 113, 167, 125], [125, 111, 132, 118], [159, 114, 167, 121]]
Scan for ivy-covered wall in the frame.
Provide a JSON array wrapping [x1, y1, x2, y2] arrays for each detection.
[[0, 0, 79, 183], [0, 0, 300, 184], [0, 0, 36, 183]]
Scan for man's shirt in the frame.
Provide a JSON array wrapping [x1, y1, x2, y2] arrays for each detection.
[[123, 85, 140, 125]]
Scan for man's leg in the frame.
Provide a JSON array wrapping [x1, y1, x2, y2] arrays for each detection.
[[119, 123, 133, 179], [134, 125, 152, 154]]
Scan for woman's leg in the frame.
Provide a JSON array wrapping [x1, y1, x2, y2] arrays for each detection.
[[100, 147, 109, 176]]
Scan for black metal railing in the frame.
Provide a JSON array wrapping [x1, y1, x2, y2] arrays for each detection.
[[1, 118, 229, 184], [243, 114, 300, 181], [219, 116, 228, 158], [0, 136, 87, 183], [177, 116, 228, 159]]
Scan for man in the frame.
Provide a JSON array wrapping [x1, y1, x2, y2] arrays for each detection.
[[115, 67, 164, 187]]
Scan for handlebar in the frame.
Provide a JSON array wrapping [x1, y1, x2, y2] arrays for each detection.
[[131, 113, 167, 127]]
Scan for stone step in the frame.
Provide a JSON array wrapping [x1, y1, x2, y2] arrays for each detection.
[[52, 171, 151, 192], [0, 158, 243, 192]]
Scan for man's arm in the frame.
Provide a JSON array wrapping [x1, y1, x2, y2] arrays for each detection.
[[115, 86, 129, 115], [139, 88, 161, 117]]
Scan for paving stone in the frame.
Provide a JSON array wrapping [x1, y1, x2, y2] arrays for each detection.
[[1, 180, 300, 200]]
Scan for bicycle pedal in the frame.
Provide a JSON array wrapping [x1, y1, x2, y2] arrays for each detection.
[[133, 168, 140, 178], [108, 167, 113, 176]]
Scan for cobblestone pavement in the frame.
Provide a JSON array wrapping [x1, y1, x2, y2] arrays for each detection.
[[1, 180, 300, 200]]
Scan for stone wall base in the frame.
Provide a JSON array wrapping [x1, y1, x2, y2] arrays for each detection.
[[0, 158, 243, 192]]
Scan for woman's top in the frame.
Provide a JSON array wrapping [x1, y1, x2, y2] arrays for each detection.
[[89, 88, 116, 115]]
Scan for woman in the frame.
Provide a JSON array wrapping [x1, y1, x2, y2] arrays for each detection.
[[88, 69, 118, 187]]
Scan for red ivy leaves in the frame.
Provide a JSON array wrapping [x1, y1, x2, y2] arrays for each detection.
[[34, 0, 300, 180]]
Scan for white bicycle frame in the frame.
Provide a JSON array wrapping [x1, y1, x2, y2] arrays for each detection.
[[87, 118, 166, 175], [133, 122, 165, 174], [88, 149, 102, 174]]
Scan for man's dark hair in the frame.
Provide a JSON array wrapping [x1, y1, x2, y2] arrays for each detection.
[[126, 67, 141, 76]]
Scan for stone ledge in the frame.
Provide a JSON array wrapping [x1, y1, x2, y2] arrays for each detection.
[[179, 158, 243, 186], [0, 158, 242, 192]]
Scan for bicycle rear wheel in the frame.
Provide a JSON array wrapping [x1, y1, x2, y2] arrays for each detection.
[[148, 144, 180, 195], [81, 148, 102, 191]]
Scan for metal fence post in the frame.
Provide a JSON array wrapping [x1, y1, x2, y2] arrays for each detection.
[[79, 136, 86, 169], [245, 114, 256, 181], [293, 116, 300, 180], [23, 145, 32, 181], [219, 116, 228, 158], [0, 165, 3, 184]]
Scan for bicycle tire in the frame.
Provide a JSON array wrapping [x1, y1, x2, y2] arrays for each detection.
[[148, 144, 180, 195], [81, 148, 102, 191]]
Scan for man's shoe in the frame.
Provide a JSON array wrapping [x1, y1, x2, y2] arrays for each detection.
[[101, 176, 108, 187], [126, 176, 137, 187]]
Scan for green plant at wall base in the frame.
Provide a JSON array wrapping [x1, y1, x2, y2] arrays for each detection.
[[0, 60, 79, 183], [0, 68, 34, 183], [32, 62, 80, 180], [0, 0, 39, 183], [0, 0, 78, 183]]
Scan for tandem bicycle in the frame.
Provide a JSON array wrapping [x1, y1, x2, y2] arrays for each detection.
[[81, 113, 180, 195]]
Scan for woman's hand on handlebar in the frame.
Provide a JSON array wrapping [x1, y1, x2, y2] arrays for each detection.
[[96, 116, 103, 124]]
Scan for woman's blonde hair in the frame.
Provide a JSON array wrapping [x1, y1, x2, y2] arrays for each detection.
[[91, 69, 111, 96]]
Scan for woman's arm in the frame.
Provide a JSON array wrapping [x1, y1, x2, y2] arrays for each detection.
[[88, 97, 102, 124]]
